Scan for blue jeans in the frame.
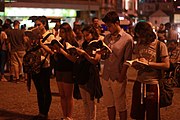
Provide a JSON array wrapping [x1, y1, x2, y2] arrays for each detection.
[[0, 50, 7, 74]]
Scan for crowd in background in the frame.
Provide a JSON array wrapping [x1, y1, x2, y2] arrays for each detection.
[[0, 10, 180, 120]]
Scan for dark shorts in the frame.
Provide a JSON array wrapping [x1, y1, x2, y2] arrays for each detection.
[[130, 81, 160, 120], [55, 71, 74, 84]]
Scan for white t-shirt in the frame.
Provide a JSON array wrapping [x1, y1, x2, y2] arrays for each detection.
[[41, 30, 55, 68], [135, 39, 169, 83]]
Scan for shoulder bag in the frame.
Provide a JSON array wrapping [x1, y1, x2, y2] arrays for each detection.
[[23, 33, 52, 92], [156, 41, 174, 108]]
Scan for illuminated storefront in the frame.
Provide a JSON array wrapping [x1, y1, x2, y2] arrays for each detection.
[[0, 7, 76, 28], [0, 0, 100, 28]]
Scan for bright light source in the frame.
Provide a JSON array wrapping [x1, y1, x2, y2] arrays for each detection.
[[177, 27, 180, 33], [4, 7, 76, 17], [119, 17, 124, 20], [134, 41, 137, 44], [5, 0, 17, 2]]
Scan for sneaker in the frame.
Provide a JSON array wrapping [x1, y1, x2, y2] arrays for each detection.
[[1, 77, 8, 82], [66, 117, 73, 120], [61, 117, 72, 120]]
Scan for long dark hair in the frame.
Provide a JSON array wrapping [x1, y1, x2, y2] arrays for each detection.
[[60, 22, 76, 45], [35, 16, 49, 30], [82, 25, 99, 40], [134, 22, 156, 44]]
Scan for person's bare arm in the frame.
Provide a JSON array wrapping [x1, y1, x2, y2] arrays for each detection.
[[59, 48, 77, 63], [148, 56, 170, 70], [76, 48, 101, 64], [40, 42, 54, 55], [139, 56, 170, 70]]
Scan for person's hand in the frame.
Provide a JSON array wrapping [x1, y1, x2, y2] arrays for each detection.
[[51, 44, 60, 52], [76, 48, 85, 56], [51, 50, 55, 55], [96, 48, 106, 54], [118, 74, 127, 83], [132, 58, 149, 70], [59, 48, 64, 53], [139, 58, 148, 64]]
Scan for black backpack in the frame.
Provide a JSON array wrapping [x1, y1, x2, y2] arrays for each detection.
[[23, 33, 52, 74]]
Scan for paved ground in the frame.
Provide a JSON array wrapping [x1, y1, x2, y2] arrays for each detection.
[[0, 67, 180, 120]]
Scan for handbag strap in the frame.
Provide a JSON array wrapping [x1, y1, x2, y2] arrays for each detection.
[[156, 40, 162, 78], [42, 33, 53, 43], [39, 33, 53, 67], [156, 40, 161, 62], [28, 33, 53, 52]]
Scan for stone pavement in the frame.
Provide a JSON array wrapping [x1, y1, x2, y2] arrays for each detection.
[[0, 67, 180, 120]]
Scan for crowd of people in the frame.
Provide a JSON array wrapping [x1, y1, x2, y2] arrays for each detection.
[[0, 11, 180, 120]]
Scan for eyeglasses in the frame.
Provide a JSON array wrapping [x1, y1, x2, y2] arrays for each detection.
[[35, 24, 41, 27]]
